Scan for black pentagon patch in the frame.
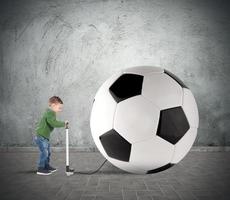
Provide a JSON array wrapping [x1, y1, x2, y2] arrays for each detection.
[[99, 129, 131, 162], [164, 69, 188, 89], [109, 73, 144, 103], [146, 163, 174, 174], [156, 106, 190, 144]]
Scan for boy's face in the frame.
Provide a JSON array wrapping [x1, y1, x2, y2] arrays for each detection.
[[50, 103, 63, 113]]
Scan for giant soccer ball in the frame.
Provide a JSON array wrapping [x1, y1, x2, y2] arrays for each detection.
[[90, 66, 199, 174]]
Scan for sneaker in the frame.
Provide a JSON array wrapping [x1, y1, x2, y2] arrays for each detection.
[[36, 167, 52, 175], [45, 165, 57, 173]]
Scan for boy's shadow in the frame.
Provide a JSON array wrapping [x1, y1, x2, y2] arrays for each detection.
[[16, 170, 37, 174]]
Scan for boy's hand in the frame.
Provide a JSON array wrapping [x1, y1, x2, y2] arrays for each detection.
[[65, 120, 69, 129]]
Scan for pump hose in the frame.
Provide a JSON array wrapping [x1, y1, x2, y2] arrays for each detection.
[[74, 159, 107, 174]]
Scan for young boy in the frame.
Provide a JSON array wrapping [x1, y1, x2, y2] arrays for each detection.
[[34, 96, 68, 175]]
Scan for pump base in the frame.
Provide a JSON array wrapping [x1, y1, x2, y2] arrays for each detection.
[[66, 166, 74, 176]]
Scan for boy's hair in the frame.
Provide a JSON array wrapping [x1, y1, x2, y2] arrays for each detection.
[[49, 96, 63, 106]]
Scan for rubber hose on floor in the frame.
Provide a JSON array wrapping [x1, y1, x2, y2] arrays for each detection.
[[74, 159, 107, 174]]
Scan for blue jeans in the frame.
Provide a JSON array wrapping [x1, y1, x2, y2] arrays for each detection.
[[34, 135, 51, 169]]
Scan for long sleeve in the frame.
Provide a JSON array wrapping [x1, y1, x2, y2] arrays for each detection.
[[46, 111, 65, 128]]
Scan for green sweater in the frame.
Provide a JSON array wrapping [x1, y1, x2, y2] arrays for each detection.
[[35, 108, 65, 139]]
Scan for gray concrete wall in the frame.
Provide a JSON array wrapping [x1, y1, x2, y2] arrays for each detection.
[[0, 0, 230, 147]]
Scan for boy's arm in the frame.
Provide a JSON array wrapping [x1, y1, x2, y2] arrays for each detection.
[[46, 112, 65, 128]]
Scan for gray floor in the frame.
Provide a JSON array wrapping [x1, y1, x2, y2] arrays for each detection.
[[0, 151, 229, 200]]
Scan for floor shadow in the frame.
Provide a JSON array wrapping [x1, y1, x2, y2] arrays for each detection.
[[15, 169, 136, 175], [73, 170, 132, 175], [15, 170, 37, 174]]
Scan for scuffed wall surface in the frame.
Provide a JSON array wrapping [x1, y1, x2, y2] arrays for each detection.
[[0, 0, 230, 147]]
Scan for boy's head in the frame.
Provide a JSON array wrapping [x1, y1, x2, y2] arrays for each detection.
[[48, 96, 63, 113]]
